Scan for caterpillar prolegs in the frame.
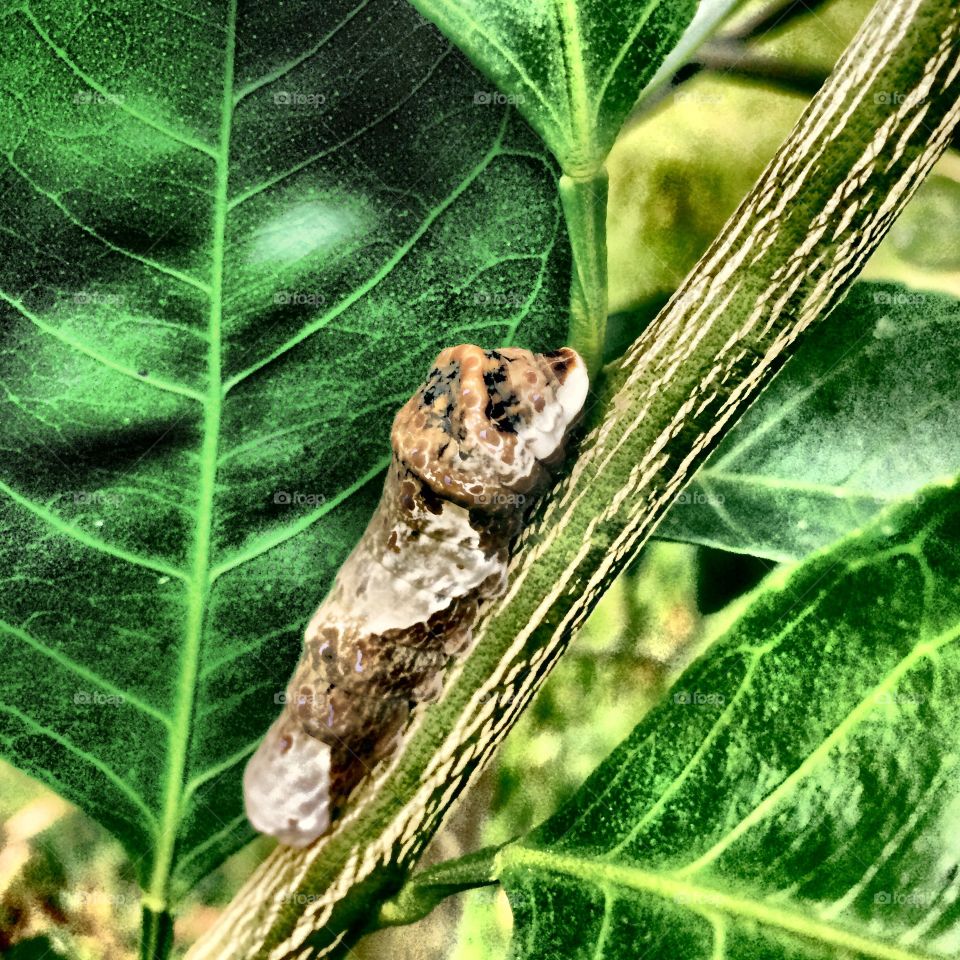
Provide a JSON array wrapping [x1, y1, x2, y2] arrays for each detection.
[[244, 345, 588, 846]]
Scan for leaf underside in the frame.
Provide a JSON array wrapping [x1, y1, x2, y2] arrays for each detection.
[[659, 282, 960, 562], [407, 0, 697, 173], [0, 0, 568, 903]]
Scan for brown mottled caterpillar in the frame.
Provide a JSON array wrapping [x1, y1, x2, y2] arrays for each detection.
[[244, 345, 588, 846]]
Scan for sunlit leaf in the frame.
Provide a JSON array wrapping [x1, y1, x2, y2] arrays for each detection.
[[499, 480, 960, 958]]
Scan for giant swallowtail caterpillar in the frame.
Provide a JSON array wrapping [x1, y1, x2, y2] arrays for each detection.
[[244, 345, 588, 846]]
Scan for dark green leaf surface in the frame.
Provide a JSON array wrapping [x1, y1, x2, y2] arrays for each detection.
[[0, 0, 567, 907], [499, 480, 960, 959], [406, 0, 697, 175], [658, 282, 960, 561]]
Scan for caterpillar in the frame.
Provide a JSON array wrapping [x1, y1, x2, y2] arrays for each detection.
[[244, 345, 588, 847]]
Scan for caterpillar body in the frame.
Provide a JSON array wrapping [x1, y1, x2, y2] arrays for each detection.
[[244, 345, 588, 847]]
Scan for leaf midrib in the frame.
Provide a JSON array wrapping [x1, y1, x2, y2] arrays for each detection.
[[499, 846, 938, 960], [552, 0, 593, 168], [145, 0, 237, 912], [413, 0, 564, 131]]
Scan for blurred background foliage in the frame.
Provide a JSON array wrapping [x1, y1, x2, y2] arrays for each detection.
[[2, 0, 959, 956]]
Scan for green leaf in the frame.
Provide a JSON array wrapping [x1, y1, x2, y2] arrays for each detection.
[[498, 479, 960, 958], [885, 174, 960, 271], [0, 0, 567, 910], [657, 282, 960, 561], [4, 938, 72, 960], [405, 0, 698, 176]]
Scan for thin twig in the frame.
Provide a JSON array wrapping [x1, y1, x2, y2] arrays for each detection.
[[727, 0, 833, 41], [680, 38, 829, 96]]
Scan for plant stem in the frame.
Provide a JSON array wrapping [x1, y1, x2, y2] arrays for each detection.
[[187, 2, 960, 957], [374, 845, 501, 929], [683, 39, 828, 96], [631, 0, 746, 115], [141, 904, 174, 960], [559, 168, 609, 378], [727, 0, 832, 40]]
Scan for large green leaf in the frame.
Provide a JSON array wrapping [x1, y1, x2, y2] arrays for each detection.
[[405, 0, 697, 175], [497, 479, 960, 958], [658, 282, 960, 561], [0, 0, 567, 909]]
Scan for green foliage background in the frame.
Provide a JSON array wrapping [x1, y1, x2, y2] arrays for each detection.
[[1, 0, 959, 957]]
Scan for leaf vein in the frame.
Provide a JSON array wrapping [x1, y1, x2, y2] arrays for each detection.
[[0, 287, 206, 403], [4, 154, 210, 293], [0, 702, 158, 829], [0, 618, 171, 726], [675, 620, 960, 877], [22, 5, 218, 160], [0, 478, 189, 580], [222, 110, 512, 391]]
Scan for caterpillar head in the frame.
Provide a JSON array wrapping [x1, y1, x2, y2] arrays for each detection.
[[243, 712, 332, 848], [391, 346, 588, 511]]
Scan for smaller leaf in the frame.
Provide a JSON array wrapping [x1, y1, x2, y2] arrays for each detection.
[[406, 0, 698, 175], [497, 479, 960, 959], [658, 282, 960, 561]]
